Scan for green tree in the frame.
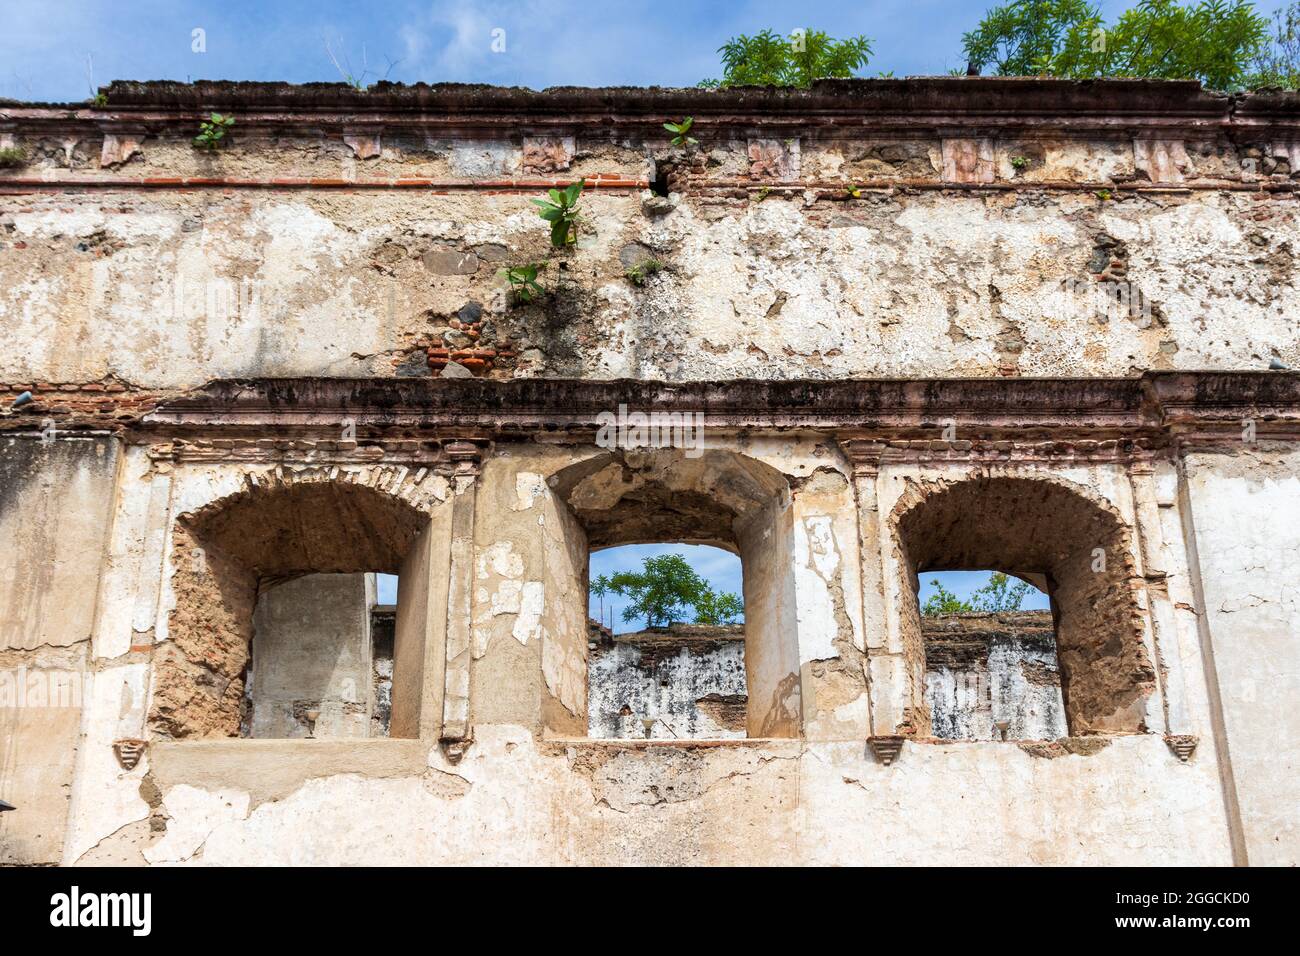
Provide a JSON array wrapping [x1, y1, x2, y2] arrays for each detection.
[[590, 573, 613, 626], [963, 0, 1268, 90], [921, 572, 1034, 616], [598, 553, 744, 628], [693, 588, 745, 625], [701, 28, 873, 88], [1246, 2, 1300, 87], [921, 579, 976, 616], [963, 0, 1098, 76], [971, 571, 1033, 612]]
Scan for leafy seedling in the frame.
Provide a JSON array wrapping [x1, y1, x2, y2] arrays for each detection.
[[532, 182, 584, 249], [0, 147, 27, 169], [193, 113, 235, 150], [500, 262, 546, 304], [625, 258, 664, 286], [1010, 155, 1029, 170], [845, 184, 863, 198], [664, 117, 697, 146]]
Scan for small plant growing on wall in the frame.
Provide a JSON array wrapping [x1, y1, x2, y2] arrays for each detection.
[[624, 258, 664, 286], [1010, 155, 1029, 171], [845, 183, 863, 198], [193, 113, 235, 149], [533, 182, 583, 249], [0, 147, 27, 169], [499, 262, 546, 304], [663, 117, 697, 146]]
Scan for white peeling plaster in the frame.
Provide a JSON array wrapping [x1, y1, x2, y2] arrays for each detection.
[[511, 581, 545, 645], [795, 514, 842, 663], [144, 785, 251, 864], [63, 663, 151, 864], [513, 472, 545, 510]]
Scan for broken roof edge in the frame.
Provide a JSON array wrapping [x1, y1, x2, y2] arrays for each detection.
[[2, 76, 1290, 120]]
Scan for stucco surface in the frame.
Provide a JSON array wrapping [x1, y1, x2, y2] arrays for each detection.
[[0, 82, 1297, 866], [1185, 448, 1300, 866]]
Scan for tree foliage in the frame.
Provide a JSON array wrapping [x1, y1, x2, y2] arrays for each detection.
[[701, 28, 873, 88], [921, 572, 1034, 617], [963, 0, 1098, 76], [962, 0, 1269, 90], [692, 588, 745, 626], [1246, 2, 1300, 87], [593, 554, 744, 629]]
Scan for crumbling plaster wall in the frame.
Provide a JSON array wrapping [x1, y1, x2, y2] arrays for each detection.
[[469, 437, 861, 740], [49, 453, 458, 863], [1, 95, 1295, 863], [248, 573, 375, 739], [923, 611, 1069, 741], [0, 432, 1252, 867], [2, 132, 1298, 389], [866, 461, 1170, 739], [587, 627, 747, 740], [1182, 447, 1300, 866], [0, 435, 118, 864], [94, 728, 1230, 866]]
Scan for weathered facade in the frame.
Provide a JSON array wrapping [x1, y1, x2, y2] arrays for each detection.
[[0, 78, 1297, 865]]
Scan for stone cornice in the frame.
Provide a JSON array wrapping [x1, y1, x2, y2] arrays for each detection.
[[4, 78, 1300, 140], [129, 372, 1300, 449]]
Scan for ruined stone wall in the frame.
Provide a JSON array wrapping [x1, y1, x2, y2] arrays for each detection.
[[247, 573, 375, 739], [1181, 446, 1300, 866], [923, 611, 1068, 741], [0, 435, 117, 864], [2, 81, 1300, 395], [0, 80, 1297, 866], [587, 623, 747, 739]]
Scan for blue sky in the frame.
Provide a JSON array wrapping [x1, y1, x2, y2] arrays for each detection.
[[1, 0, 1267, 102], [589, 543, 744, 632], [589, 545, 1049, 632]]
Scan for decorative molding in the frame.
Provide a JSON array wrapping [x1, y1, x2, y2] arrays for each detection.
[[143, 373, 1300, 445], [112, 738, 146, 771], [1165, 734, 1199, 762], [147, 437, 488, 477], [8, 78, 1296, 142], [869, 735, 905, 766], [443, 439, 486, 478], [440, 735, 472, 764]]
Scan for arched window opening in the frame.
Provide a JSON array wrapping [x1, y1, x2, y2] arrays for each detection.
[[547, 448, 800, 740], [154, 481, 434, 741], [894, 476, 1155, 738]]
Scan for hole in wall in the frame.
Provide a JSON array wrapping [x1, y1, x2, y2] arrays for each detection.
[[650, 165, 671, 197], [241, 571, 400, 739], [154, 480, 433, 741], [894, 475, 1155, 738], [918, 570, 1067, 741], [547, 448, 801, 740], [587, 543, 746, 740]]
